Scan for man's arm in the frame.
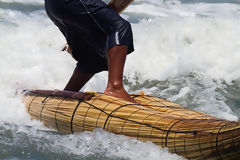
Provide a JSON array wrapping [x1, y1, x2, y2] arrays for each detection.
[[108, 0, 134, 13]]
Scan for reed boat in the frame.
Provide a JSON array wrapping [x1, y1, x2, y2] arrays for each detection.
[[22, 89, 240, 160]]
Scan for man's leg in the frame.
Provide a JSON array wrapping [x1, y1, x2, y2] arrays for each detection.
[[104, 45, 136, 103], [64, 67, 94, 92]]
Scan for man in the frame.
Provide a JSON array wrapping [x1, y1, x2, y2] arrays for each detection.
[[44, 0, 136, 103]]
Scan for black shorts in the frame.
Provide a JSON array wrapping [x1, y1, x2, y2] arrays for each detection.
[[44, 0, 134, 73]]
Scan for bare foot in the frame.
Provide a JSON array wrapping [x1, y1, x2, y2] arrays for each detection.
[[104, 87, 137, 103]]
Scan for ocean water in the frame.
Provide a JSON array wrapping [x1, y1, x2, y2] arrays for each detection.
[[1, 0, 240, 159]]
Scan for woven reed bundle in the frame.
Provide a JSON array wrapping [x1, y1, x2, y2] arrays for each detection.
[[22, 90, 240, 160]]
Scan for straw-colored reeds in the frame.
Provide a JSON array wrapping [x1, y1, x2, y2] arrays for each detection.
[[22, 90, 240, 160]]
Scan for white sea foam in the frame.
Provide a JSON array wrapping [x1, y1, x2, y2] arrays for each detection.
[[124, 2, 240, 82], [6, 127, 185, 160], [127, 1, 240, 17], [128, 16, 240, 82], [0, 0, 43, 4]]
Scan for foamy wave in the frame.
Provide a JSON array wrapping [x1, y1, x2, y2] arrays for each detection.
[[128, 15, 240, 82], [0, 0, 43, 4], [126, 2, 240, 18], [6, 127, 185, 160]]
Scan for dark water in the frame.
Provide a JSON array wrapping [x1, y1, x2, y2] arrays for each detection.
[[0, 2, 43, 12], [125, 73, 240, 119]]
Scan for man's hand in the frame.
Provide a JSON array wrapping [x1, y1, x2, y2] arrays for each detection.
[[62, 44, 72, 57]]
